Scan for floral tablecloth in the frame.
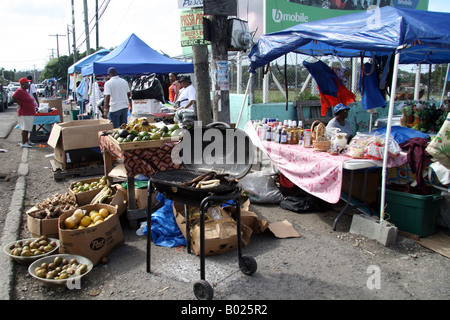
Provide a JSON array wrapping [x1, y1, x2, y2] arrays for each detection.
[[245, 121, 407, 204], [98, 133, 182, 177]]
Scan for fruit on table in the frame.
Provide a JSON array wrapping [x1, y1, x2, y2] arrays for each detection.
[[8, 236, 58, 257], [34, 256, 89, 280], [112, 118, 183, 143], [63, 207, 113, 230]]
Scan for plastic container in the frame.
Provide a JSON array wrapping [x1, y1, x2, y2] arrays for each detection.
[[70, 110, 79, 120], [382, 188, 443, 237], [303, 129, 312, 148]]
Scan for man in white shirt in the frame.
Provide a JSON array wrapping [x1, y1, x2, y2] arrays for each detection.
[[26, 76, 39, 111], [176, 76, 196, 110], [103, 67, 131, 128]]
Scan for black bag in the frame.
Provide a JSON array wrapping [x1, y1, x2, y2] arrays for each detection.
[[279, 189, 330, 214], [131, 74, 165, 103]]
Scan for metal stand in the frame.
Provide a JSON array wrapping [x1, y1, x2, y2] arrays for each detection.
[[146, 182, 257, 300]]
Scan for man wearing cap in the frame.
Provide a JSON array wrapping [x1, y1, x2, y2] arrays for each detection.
[[103, 67, 131, 128], [175, 76, 196, 110], [12, 78, 36, 148], [326, 103, 353, 143]]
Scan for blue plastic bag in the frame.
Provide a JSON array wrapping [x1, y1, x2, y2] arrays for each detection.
[[137, 193, 187, 248]]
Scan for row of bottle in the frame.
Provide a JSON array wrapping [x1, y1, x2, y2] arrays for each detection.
[[255, 119, 305, 145]]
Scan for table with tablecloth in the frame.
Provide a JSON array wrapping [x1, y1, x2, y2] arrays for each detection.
[[98, 132, 182, 227]]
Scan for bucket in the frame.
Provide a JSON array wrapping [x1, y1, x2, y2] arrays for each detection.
[[70, 110, 79, 120], [381, 187, 443, 237]]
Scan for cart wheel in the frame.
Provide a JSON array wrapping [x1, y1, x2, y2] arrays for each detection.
[[239, 255, 257, 276], [193, 280, 214, 300]]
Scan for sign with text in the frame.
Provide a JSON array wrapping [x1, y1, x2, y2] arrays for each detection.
[[180, 8, 210, 47], [178, 0, 203, 10]]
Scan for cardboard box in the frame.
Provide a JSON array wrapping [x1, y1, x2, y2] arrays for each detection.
[[173, 202, 240, 256], [132, 99, 161, 114], [69, 177, 104, 206], [41, 98, 63, 122], [27, 212, 59, 238], [58, 204, 124, 266], [48, 119, 113, 170]]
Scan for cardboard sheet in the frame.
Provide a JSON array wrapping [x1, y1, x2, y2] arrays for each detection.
[[268, 219, 301, 238]]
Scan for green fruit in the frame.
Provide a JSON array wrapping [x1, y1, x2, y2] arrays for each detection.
[[169, 124, 179, 131], [123, 138, 131, 142], [133, 136, 142, 141], [118, 129, 129, 138], [141, 135, 150, 141], [138, 131, 149, 137], [117, 137, 124, 143], [162, 132, 171, 138], [150, 133, 161, 140], [161, 125, 168, 133], [130, 130, 139, 136]]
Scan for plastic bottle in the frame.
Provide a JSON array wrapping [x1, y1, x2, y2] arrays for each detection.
[[280, 125, 288, 144], [303, 129, 312, 148], [275, 124, 282, 143], [265, 124, 272, 141], [298, 121, 304, 145], [291, 120, 298, 145]]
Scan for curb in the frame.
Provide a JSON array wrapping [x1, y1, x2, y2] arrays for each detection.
[[0, 148, 28, 300]]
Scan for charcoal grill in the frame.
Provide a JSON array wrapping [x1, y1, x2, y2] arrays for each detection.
[[146, 123, 256, 300]]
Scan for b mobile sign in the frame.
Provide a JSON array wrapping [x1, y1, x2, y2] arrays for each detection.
[[265, 0, 429, 34]]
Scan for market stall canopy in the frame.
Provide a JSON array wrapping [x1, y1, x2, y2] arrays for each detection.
[[67, 49, 110, 74], [248, 6, 450, 72], [81, 33, 194, 76]]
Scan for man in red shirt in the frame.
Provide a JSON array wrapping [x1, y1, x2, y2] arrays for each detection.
[[12, 77, 36, 148]]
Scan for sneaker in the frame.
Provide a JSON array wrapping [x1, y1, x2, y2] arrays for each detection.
[[26, 141, 35, 146], [20, 143, 32, 148]]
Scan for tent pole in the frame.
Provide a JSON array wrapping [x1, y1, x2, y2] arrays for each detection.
[[236, 73, 253, 129], [440, 63, 450, 106], [380, 51, 401, 223]]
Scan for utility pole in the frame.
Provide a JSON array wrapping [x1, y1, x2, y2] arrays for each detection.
[[95, 0, 99, 50], [204, 0, 237, 124], [49, 34, 66, 58], [72, 0, 77, 62], [83, 0, 91, 55], [67, 25, 71, 57]]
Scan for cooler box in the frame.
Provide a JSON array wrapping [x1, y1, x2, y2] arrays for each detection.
[[382, 188, 443, 237]]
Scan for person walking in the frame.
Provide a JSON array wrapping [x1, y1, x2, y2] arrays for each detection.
[[103, 67, 131, 128], [12, 78, 36, 148]]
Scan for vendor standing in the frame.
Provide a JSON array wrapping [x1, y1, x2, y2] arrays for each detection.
[[326, 103, 353, 142], [12, 78, 36, 148], [103, 67, 131, 128], [176, 76, 196, 110]]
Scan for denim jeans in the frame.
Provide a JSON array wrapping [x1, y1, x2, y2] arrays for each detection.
[[109, 108, 128, 128]]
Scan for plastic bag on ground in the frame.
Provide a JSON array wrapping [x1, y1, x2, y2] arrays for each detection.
[[238, 171, 284, 204]]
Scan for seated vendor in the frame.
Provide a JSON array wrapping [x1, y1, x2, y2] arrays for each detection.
[[326, 103, 353, 143]]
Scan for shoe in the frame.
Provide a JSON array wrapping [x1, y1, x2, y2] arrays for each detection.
[[26, 141, 35, 146], [20, 143, 32, 148]]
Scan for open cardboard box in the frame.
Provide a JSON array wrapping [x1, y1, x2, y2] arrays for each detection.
[[48, 119, 113, 170], [58, 204, 124, 266]]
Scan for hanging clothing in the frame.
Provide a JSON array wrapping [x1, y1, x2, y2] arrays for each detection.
[[400, 137, 432, 195], [359, 62, 387, 111], [304, 60, 355, 116]]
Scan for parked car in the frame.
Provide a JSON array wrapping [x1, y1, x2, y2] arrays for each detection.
[[0, 85, 8, 111], [8, 85, 19, 105], [36, 83, 46, 97]]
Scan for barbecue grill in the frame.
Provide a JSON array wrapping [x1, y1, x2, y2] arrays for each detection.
[[146, 122, 256, 300]]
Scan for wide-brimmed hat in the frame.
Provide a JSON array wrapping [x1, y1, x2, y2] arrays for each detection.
[[333, 103, 350, 113]]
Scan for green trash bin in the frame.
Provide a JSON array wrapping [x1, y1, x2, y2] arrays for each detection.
[[382, 187, 443, 237], [70, 110, 79, 120]]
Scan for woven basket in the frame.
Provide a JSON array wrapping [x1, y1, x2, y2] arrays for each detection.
[[311, 120, 331, 152]]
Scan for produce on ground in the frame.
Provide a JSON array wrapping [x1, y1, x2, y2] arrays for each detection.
[[8, 236, 58, 257], [28, 192, 77, 220], [90, 185, 116, 205], [70, 176, 108, 194], [34, 256, 88, 280], [64, 207, 113, 230]]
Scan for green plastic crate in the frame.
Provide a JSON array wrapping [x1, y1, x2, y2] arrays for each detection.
[[382, 188, 442, 237]]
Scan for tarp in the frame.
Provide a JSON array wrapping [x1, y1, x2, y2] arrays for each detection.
[[249, 6, 450, 72], [67, 48, 110, 74], [81, 33, 194, 76]]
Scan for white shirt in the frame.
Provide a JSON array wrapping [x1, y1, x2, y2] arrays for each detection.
[[104, 76, 130, 112], [27, 83, 37, 96], [176, 84, 196, 110]]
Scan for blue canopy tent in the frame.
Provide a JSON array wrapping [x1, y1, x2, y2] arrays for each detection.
[[81, 33, 194, 76], [67, 48, 110, 74], [245, 6, 450, 223]]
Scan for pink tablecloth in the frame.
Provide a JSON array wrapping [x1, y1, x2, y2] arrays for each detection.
[[244, 121, 407, 204]]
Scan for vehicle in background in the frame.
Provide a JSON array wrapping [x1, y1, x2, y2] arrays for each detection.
[[7, 85, 19, 106], [36, 83, 46, 97], [0, 84, 8, 112]]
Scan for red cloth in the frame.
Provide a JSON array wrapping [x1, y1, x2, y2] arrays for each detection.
[[319, 78, 356, 116], [400, 137, 432, 194], [12, 87, 36, 116]]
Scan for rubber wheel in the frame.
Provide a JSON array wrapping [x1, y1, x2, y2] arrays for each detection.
[[239, 255, 257, 276], [193, 280, 214, 300]]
